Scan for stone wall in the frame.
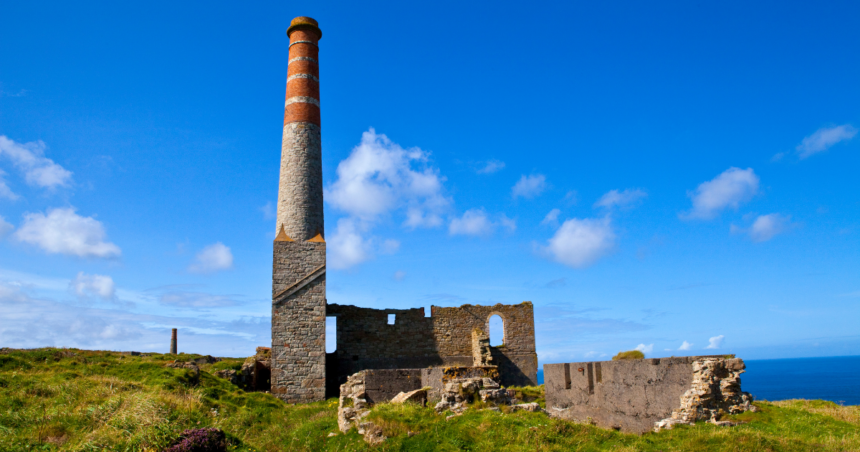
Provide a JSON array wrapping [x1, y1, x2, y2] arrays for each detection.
[[544, 356, 753, 434], [271, 240, 326, 403], [326, 302, 537, 392], [356, 369, 424, 404], [337, 367, 499, 409], [431, 302, 537, 387]]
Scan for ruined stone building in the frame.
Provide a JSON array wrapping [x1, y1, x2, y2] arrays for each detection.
[[270, 17, 538, 403]]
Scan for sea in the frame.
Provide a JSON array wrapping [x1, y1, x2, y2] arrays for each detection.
[[536, 355, 860, 406]]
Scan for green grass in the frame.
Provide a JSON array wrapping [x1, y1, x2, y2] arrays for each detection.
[[1, 348, 858, 451]]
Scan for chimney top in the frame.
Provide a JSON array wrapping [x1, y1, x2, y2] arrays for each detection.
[[287, 16, 322, 39]]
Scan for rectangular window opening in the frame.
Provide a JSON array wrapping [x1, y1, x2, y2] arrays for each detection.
[[326, 316, 337, 353], [388, 314, 396, 325], [425, 306, 432, 318]]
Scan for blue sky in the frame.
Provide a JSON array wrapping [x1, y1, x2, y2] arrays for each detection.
[[1, 1, 858, 363]]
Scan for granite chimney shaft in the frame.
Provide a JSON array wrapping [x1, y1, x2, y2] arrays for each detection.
[[270, 16, 327, 404], [170, 328, 177, 354], [276, 16, 323, 241]]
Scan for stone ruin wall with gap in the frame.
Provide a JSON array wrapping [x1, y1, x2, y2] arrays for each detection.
[[544, 356, 753, 434], [325, 301, 537, 394]]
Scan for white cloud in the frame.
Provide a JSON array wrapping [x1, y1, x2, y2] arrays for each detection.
[[380, 239, 400, 255], [679, 340, 693, 351], [796, 124, 857, 159], [0, 135, 73, 190], [0, 87, 27, 97], [449, 209, 493, 236], [682, 167, 759, 220], [188, 242, 233, 273], [540, 217, 615, 268], [0, 215, 12, 237], [563, 190, 578, 206], [323, 129, 451, 270], [541, 208, 561, 226], [635, 343, 654, 354], [449, 209, 515, 236], [499, 214, 517, 233], [70, 272, 116, 300], [328, 218, 371, 270], [731, 213, 791, 242], [0, 283, 140, 345], [14, 207, 121, 258], [594, 188, 647, 209], [477, 159, 505, 174], [749, 213, 791, 242], [0, 169, 18, 200], [325, 128, 449, 228], [0, 280, 269, 354], [393, 270, 406, 281], [159, 291, 237, 308], [259, 201, 275, 220], [705, 335, 725, 349], [512, 174, 547, 199]]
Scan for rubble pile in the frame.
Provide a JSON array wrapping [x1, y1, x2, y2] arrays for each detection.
[[654, 358, 756, 431], [166, 361, 201, 384], [436, 376, 507, 413], [212, 347, 271, 391], [337, 372, 384, 444]]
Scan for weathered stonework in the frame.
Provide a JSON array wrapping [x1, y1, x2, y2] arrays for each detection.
[[214, 347, 270, 391], [421, 366, 500, 404], [654, 358, 755, 431], [544, 356, 755, 434], [326, 302, 538, 393], [276, 122, 323, 241], [471, 328, 492, 366], [271, 240, 326, 403], [337, 367, 506, 442], [337, 366, 527, 443]]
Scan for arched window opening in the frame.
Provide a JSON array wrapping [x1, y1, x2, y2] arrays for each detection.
[[489, 315, 504, 346], [326, 316, 337, 353]]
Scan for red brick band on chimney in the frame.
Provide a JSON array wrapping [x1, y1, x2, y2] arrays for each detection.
[[284, 18, 322, 126]]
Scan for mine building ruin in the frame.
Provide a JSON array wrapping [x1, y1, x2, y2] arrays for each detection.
[[270, 17, 538, 403]]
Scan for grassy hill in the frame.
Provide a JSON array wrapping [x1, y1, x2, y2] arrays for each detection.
[[1, 348, 858, 451]]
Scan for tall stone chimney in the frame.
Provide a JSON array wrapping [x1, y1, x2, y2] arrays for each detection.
[[270, 16, 327, 404], [276, 16, 323, 241]]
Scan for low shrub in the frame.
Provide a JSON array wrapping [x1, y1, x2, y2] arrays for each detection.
[[165, 428, 227, 452], [612, 350, 645, 360]]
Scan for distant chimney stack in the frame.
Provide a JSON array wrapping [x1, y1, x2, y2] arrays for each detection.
[[170, 328, 177, 354]]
